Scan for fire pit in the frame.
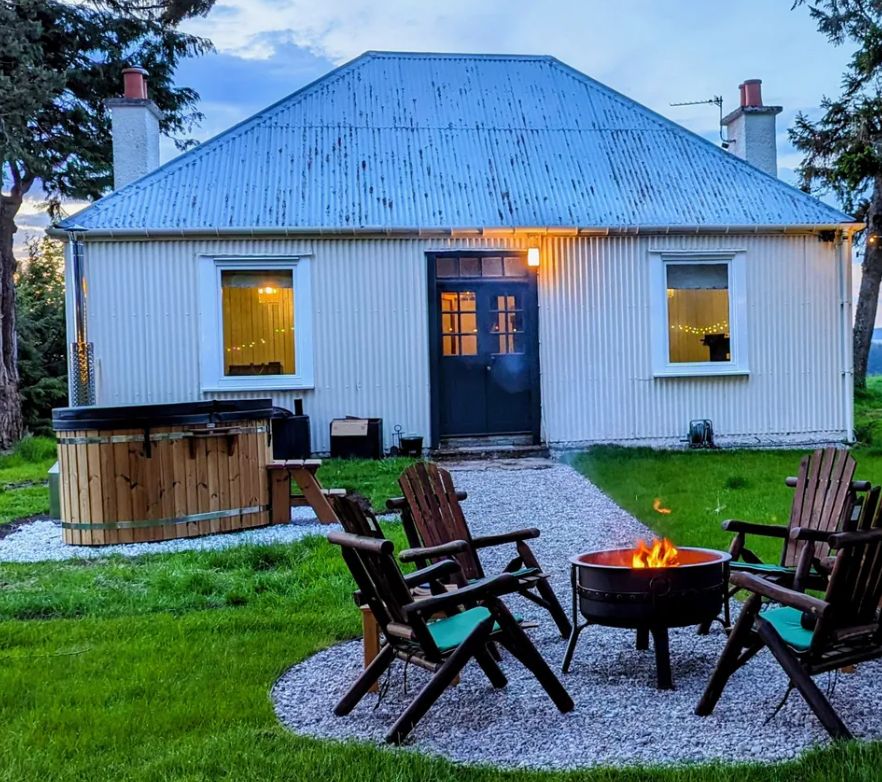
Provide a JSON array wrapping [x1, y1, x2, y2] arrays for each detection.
[[561, 539, 730, 689]]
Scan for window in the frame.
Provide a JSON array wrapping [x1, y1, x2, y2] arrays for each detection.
[[222, 270, 295, 376], [434, 255, 528, 279], [666, 264, 729, 364], [198, 257, 313, 390], [650, 251, 748, 377], [490, 294, 524, 354], [440, 291, 478, 356]]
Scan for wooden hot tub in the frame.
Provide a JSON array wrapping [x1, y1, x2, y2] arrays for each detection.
[[53, 399, 275, 545]]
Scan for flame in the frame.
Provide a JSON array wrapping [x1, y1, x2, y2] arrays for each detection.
[[632, 537, 679, 568], [652, 498, 672, 515]]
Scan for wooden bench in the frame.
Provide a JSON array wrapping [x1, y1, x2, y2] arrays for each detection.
[[267, 460, 344, 524]]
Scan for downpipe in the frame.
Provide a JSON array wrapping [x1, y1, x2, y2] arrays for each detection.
[[837, 232, 855, 443]]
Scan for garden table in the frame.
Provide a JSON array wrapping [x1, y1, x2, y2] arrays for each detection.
[[267, 459, 344, 524]]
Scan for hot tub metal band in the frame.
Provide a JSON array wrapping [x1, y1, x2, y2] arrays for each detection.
[[56, 425, 268, 446], [60, 504, 269, 530]]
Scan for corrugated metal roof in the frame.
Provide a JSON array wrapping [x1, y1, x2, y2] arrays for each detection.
[[59, 51, 853, 232]]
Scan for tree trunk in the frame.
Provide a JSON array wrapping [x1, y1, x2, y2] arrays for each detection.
[[853, 178, 882, 390], [0, 194, 24, 448]]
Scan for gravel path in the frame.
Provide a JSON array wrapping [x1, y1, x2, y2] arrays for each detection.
[[273, 460, 882, 770], [0, 507, 329, 562]]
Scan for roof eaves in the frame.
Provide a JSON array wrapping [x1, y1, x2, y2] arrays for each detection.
[[47, 221, 863, 241]]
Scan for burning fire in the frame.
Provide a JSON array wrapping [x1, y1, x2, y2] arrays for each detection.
[[652, 498, 672, 515], [632, 537, 680, 568]]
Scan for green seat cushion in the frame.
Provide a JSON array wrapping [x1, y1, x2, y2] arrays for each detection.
[[762, 606, 814, 651], [427, 607, 496, 652], [466, 567, 540, 585], [730, 562, 794, 574], [509, 566, 540, 578]]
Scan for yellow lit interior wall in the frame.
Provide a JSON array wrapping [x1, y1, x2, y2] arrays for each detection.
[[223, 288, 295, 374], [667, 289, 729, 363]]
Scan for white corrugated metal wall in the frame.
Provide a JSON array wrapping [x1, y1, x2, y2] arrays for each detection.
[[537, 234, 850, 446], [77, 232, 850, 452]]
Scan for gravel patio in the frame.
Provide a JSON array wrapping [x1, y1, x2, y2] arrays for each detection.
[[272, 459, 882, 770]]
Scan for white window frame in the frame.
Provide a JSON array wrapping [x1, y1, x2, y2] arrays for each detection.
[[649, 250, 749, 378], [197, 255, 314, 391]]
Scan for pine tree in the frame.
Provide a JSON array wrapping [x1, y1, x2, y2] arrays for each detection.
[[15, 237, 67, 435], [790, 1, 882, 388], [0, 0, 214, 446]]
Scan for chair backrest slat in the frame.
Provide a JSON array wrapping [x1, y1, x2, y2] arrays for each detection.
[[782, 448, 858, 567], [814, 489, 882, 650], [399, 462, 483, 580], [331, 493, 384, 538], [329, 519, 441, 657], [855, 488, 882, 618], [857, 486, 881, 532]]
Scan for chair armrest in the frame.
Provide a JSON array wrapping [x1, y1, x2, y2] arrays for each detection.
[[722, 519, 789, 538], [399, 539, 469, 563], [403, 572, 518, 617], [402, 559, 462, 588], [730, 571, 830, 618], [829, 527, 882, 548], [789, 527, 837, 543], [328, 531, 392, 554], [784, 476, 871, 492], [472, 528, 540, 548]]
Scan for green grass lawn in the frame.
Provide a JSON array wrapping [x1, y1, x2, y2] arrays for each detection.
[[571, 447, 882, 563], [315, 456, 415, 509], [3, 532, 882, 781], [5, 442, 882, 778], [572, 380, 882, 562], [0, 436, 56, 525]]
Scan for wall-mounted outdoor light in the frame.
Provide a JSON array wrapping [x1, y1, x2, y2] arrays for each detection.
[[527, 247, 540, 267]]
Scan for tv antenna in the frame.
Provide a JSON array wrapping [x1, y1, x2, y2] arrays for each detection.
[[669, 96, 735, 147]]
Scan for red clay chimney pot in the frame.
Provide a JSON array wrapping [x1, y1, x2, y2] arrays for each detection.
[[742, 79, 763, 107], [122, 67, 149, 100]]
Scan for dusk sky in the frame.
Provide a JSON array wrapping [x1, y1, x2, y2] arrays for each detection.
[[19, 1, 853, 243]]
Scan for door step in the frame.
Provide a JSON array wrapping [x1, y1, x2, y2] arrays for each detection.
[[432, 435, 548, 461]]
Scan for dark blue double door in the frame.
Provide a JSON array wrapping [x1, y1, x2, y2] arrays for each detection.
[[429, 253, 540, 441]]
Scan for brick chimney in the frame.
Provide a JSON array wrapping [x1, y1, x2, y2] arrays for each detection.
[[106, 67, 162, 190], [721, 79, 782, 178]]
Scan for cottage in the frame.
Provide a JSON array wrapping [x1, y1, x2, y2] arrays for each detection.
[[51, 52, 859, 453]]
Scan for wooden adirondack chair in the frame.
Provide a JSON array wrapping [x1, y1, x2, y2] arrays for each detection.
[[328, 530, 574, 744], [714, 448, 869, 627], [330, 492, 463, 687], [331, 491, 384, 539], [696, 485, 882, 739], [390, 461, 572, 637]]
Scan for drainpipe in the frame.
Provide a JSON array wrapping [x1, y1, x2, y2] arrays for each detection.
[[68, 231, 95, 406], [837, 232, 854, 442]]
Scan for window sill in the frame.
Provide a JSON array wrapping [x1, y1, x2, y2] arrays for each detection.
[[202, 376, 315, 392], [653, 365, 750, 379]]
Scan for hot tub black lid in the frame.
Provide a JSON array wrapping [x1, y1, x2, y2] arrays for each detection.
[[52, 399, 274, 431]]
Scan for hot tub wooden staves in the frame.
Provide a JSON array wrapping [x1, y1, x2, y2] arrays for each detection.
[[53, 400, 277, 545]]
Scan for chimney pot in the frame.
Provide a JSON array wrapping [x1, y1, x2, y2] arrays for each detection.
[[108, 67, 162, 189], [741, 79, 763, 107], [722, 78, 782, 178], [122, 67, 149, 100]]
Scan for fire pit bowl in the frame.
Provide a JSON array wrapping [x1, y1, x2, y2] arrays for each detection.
[[561, 546, 730, 690]]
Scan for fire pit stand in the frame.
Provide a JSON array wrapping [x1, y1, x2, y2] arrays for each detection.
[[561, 547, 730, 690]]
